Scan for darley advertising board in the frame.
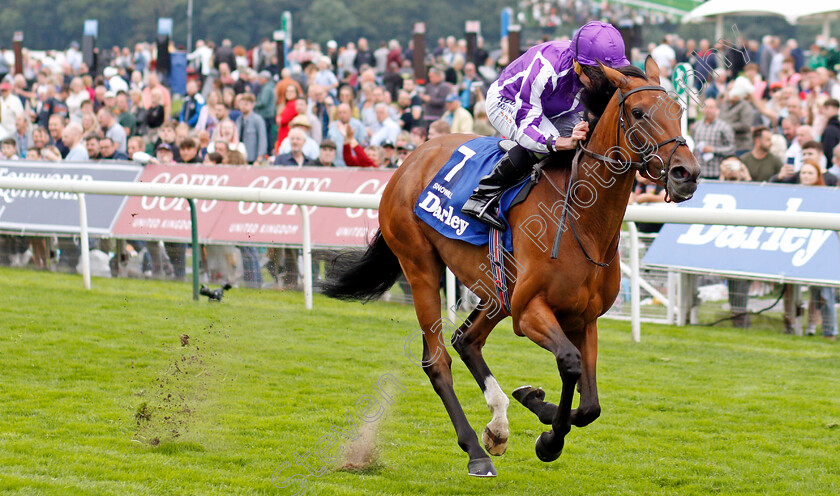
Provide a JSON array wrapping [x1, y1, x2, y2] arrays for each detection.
[[643, 181, 840, 285]]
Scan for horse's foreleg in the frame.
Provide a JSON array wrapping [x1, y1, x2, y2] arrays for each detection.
[[512, 320, 600, 428], [406, 271, 497, 477], [569, 320, 600, 427], [517, 299, 581, 463], [451, 307, 509, 456]]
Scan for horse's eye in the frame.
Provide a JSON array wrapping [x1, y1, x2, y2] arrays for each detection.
[[631, 108, 644, 119]]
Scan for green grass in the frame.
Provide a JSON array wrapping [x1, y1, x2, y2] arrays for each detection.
[[2, 267, 839, 495]]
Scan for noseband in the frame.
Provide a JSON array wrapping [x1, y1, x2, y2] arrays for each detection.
[[580, 84, 688, 188]]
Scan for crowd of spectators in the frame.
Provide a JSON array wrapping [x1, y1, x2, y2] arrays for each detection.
[[1, 22, 840, 327], [639, 32, 840, 338]]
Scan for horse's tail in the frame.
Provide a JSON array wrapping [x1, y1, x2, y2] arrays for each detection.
[[321, 229, 402, 302]]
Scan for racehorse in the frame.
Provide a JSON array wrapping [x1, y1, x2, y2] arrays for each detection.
[[323, 57, 701, 477]]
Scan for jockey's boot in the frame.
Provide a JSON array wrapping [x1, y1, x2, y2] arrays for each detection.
[[461, 144, 539, 231]]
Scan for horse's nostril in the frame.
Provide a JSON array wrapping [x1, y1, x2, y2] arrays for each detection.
[[670, 166, 689, 181]]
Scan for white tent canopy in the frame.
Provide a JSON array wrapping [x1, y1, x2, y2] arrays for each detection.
[[683, 0, 838, 39]]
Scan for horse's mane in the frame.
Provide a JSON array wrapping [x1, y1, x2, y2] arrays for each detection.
[[581, 65, 648, 130]]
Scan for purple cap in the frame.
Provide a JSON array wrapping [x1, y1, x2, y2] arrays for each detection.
[[571, 21, 630, 68]]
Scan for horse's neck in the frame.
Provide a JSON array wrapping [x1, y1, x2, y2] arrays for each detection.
[[557, 106, 635, 252]]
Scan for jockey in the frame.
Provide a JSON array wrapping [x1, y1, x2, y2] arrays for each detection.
[[461, 21, 631, 231]]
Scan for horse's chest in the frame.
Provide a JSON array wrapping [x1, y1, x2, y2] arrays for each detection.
[[549, 266, 620, 322]]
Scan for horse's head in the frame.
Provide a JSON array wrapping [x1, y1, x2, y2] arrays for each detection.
[[597, 56, 700, 202]]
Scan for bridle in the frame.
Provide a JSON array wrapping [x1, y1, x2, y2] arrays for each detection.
[[579, 84, 688, 190], [548, 82, 689, 263]]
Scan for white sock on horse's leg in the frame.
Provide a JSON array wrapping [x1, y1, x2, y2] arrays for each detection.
[[482, 375, 510, 456]]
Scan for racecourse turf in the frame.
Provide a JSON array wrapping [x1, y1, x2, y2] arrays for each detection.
[[1, 267, 839, 495]]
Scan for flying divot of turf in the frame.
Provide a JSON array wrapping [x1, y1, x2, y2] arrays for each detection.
[[133, 333, 213, 447]]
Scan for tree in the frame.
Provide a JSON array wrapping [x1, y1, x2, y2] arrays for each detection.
[[302, 0, 360, 46]]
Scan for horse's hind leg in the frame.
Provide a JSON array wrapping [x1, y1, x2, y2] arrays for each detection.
[[399, 253, 497, 477], [451, 306, 509, 456], [516, 299, 581, 462]]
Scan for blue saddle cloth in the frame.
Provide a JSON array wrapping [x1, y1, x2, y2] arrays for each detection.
[[413, 137, 531, 251]]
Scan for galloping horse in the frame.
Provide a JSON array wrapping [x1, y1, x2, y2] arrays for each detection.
[[324, 57, 700, 476]]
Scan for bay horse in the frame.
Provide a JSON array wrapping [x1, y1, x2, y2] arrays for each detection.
[[324, 57, 700, 476]]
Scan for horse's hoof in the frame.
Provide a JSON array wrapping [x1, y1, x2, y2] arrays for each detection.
[[512, 385, 545, 405], [535, 431, 562, 462], [467, 458, 497, 477], [482, 426, 508, 456]]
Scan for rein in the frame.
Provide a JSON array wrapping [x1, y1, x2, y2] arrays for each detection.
[[545, 150, 619, 266], [548, 84, 688, 263]]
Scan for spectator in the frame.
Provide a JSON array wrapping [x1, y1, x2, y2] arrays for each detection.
[[99, 137, 129, 160], [1, 137, 19, 159], [273, 127, 308, 166], [203, 151, 224, 165], [422, 67, 453, 127], [369, 103, 401, 146], [145, 88, 165, 131], [214, 39, 236, 71], [152, 121, 182, 162], [129, 89, 148, 137], [395, 142, 415, 167], [62, 123, 87, 161], [341, 123, 378, 168], [180, 80, 205, 127], [379, 142, 397, 168], [717, 155, 754, 328], [428, 119, 451, 140], [740, 127, 782, 182], [306, 139, 337, 167], [225, 150, 247, 165], [691, 98, 735, 178], [85, 133, 101, 159], [142, 73, 171, 122], [327, 103, 367, 167], [209, 118, 247, 157], [355, 38, 375, 71], [313, 56, 339, 97], [98, 107, 127, 153], [276, 115, 320, 160], [65, 77, 89, 125], [236, 93, 267, 163], [48, 114, 69, 158], [397, 89, 422, 133], [307, 84, 331, 141], [472, 101, 496, 137], [31, 126, 50, 153], [275, 84, 300, 153], [195, 90, 221, 134], [254, 71, 277, 150], [333, 85, 360, 121], [821, 99, 840, 169], [719, 77, 756, 155], [443, 93, 474, 134], [81, 108, 100, 137], [114, 91, 137, 138], [178, 138, 201, 163], [13, 113, 32, 159]]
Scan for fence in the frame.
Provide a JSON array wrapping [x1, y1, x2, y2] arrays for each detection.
[[2, 175, 840, 342]]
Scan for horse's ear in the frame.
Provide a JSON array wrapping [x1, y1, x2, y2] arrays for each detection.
[[597, 61, 628, 89], [644, 55, 661, 83]]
